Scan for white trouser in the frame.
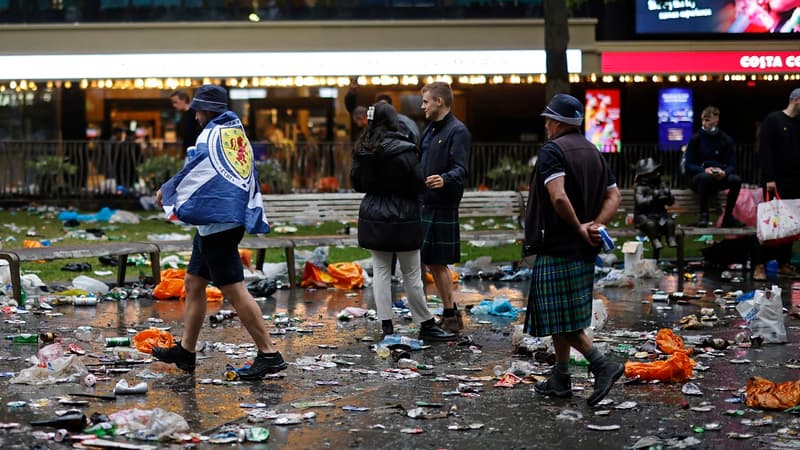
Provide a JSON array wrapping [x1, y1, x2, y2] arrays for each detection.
[[370, 249, 433, 324]]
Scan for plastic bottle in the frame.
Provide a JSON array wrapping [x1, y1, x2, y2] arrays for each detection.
[[84, 421, 116, 437], [209, 310, 237, 324], [397, 358, 420, 369], [378, 335, 424, 350], [375, 345, 390, 359], [766, 260, 778, 281], [105, 337, 131, 347], [5, 333, 39, 344]]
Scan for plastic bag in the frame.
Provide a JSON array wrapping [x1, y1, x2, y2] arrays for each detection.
[[299, 261, 336, 288], [590, 299, 608, 332], [327, 262, 364, 289], [10, 354, 87, 385], [624, 351, 696, 383], [72, 275, 109, 295], [133, 329, 174, 354], [205, 286, 223, 302], [715, 187, 760, 228], [239, 249, 253, 271], [656, 328, 693, 355], [424, 267, 459, 284], [757, 192, 800, 245], [736, 285, 786, 343], [745, 376, 800, 410], [152, 279, 184, 300], [161, 269, 186, 280]]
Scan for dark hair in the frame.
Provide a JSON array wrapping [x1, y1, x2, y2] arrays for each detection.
[[353, 105, 367, 119], [355, 103, 400, 153], [375, 94, 393, 105], [701, 105, 719, 119], [421, 81, 453, 107], [170, 90, 190, 102]]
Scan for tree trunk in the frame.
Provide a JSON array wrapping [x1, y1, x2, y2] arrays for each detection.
[[544, 0, 571, 101]]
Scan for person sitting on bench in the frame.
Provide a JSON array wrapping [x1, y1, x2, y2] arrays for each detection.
[[684, 105, 744, 228], [634, 158, 677, 250]]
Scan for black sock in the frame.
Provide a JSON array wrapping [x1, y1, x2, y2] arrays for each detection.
[[258, 351, 279, 357], [554, 362, 570, 375], [585, 347, 605, 366], [442, 308, 455, 317]]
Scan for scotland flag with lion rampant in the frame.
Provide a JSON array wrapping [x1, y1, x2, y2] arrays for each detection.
[[159, 111, 270, 234]]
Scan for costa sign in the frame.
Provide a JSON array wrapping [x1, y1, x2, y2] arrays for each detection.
[[602, 51, 800, 74]]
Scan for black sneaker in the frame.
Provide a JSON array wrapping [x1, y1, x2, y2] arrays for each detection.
[[152, 343, 196, 373], [418, 323, 457, 342], [534, 371, 572, 398], [238, 351, 288, 380], [587, 360, 624, 406]]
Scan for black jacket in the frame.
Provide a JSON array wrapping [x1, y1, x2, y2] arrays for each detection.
[[684, 129, 736, 177], [420, 112, 470, 209], [351, 134, 425, 252]]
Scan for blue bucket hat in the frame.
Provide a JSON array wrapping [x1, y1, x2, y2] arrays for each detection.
[[541, 93, 584, 126], [190, 85, 229, 113]]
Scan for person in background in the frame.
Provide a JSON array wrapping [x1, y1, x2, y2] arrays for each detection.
[[419, 82, 470, 333], [154, 84, 288, 380], [351, 102, 455, 341], [375, 93, 420, 146], [754, 88, 800, 281], [523, 93, 622, 406], [170, 89, 202, 156], [684, 106, 743, 228]]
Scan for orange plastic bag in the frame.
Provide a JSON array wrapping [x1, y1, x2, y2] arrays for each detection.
[[300, 262, 337, 288], [206, 286, 223, 302], [161, 268, 186, 280], [656, 328, 693, 355], [239, 249, 253, 271], [327, 262, 364, 289], [23, 240, 43, 248], [746, 376, 800, 410], [152, 278, 184, 300], [133, 328, 174, 354], [624, 351, 696, 383], [424, 269, 460, 284]]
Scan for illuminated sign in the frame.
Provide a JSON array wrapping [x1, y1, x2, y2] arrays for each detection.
[[0, 50, 582, 81], [585, 89, 621, 153], [602, 51, 800, 74], [658, 88, 693, 151], [636, 0, 800, 34]]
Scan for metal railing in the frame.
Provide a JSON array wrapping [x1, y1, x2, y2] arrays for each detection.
[[0, 140, 760, 200]]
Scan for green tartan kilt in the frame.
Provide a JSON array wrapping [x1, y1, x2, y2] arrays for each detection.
[[523, 255, 594, 337]]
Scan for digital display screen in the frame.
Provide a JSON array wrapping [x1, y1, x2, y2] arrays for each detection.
[[636, 0, 800, 34], [585, 89, 621, 153], [658, 88, 693, 151]]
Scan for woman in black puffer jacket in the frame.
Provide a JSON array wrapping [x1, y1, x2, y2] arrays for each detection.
[[351, 103, 454, 341]]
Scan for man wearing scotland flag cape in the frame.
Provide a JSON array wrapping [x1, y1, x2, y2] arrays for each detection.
[[153, 85, 287, 379]]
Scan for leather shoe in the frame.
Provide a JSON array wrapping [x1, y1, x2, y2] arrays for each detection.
[[418, 323, 457, 342], [587, 360, 624, 406]]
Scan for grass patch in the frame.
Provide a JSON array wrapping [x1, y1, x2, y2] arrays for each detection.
[[3, 207, 788, 286]]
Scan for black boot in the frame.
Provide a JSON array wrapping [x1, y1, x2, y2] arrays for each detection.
[[587, 358, 624, 406], [534, 370, 572, 398]]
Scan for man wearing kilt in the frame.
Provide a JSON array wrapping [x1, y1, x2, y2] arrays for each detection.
[[419, 82, 471, 333], [523, 94, 623, 406]]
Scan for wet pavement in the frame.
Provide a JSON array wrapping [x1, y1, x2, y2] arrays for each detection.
[[2, 266, 800, 449]]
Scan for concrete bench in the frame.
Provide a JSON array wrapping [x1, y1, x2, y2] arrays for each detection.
[[0, 242, 160, 302]]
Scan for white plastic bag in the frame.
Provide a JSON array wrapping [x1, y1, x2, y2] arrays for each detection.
[[736, 285, 786, 344], [72, 275, 109, 295]]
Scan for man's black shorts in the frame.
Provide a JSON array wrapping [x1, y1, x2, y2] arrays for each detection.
[[187, 226, 245, 287]]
